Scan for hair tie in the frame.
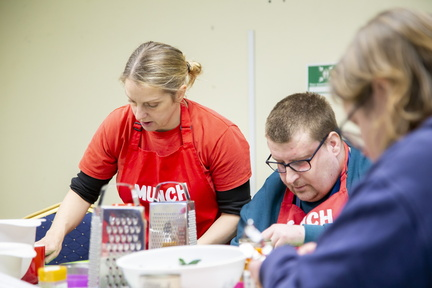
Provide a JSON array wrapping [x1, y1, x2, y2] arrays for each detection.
[[186, 62, 191, 73]]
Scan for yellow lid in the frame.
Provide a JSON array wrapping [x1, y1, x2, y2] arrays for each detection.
[[38, 265, 67, 282]]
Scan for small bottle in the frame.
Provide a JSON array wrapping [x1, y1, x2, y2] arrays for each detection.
[[239, 220, 260, 288], [38, 265, 68, 288], [239, 219, 274, 288]]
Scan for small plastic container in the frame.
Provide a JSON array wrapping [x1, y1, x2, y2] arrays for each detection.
[[38, 265, 67, 288], [61, 262, 89, 288]]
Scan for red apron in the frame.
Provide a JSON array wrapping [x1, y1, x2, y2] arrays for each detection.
[[116, 102, 219, 239], [277, 143, 350, 225]]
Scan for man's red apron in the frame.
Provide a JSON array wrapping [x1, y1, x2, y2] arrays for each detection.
[[277, 143, 350, 225], [116, 102, 219, 239]]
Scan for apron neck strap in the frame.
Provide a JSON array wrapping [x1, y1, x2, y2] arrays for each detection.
[[130, 100, 194, 148], [180, 100, 193, 146]]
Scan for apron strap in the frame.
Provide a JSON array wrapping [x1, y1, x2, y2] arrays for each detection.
[[180, 100, 194, 148], [130, 122, 143, 150], [278, 141, 351, 224], [129, 100, 194, 150]]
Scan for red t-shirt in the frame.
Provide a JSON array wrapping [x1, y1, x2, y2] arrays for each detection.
[[79, 99, 251, 192]]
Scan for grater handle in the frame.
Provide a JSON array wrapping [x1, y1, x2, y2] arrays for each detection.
[[154, 181, 191, 201], [97, 183, 139, 206]]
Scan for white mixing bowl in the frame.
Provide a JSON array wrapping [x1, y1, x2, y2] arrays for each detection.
[[116, 245, 246, 288], [0, 242, 36, 279]]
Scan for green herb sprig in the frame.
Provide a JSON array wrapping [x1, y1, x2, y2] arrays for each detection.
[[179, 258, 202, 265]]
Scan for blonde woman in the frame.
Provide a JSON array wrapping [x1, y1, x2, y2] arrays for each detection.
[[37, 41, 251, 263]]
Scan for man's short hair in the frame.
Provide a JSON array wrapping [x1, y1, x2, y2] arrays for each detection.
[[265, 92, 338, 143]]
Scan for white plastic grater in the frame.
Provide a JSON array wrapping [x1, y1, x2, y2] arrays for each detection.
[[88, 183, 146, 288]]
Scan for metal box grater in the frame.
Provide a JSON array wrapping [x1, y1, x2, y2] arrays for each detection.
[[149, 182, 197, 249], [88, 183, 146, 288]]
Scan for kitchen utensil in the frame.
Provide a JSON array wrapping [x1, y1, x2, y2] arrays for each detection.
[[116, 244, 246, 288], [88, 183, 146, 288], [0, 219, 43, 245], [0, 242, 36, 279], [0, 219, 43, 280], [149, 181, 197, 249]]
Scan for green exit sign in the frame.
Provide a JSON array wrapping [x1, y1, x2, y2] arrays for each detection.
[[308, 64, 334, 94]]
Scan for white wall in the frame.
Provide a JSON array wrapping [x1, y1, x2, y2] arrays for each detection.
[[1, 0, 431, 218]]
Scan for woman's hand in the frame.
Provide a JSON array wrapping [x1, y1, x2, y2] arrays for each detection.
[[35, 233, 64, 263], [297, 242, 317, 255], [35, 189, 92, 263], [261, 224, 305, 247]]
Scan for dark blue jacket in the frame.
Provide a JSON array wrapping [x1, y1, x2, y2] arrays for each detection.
[[231, 145, 371, 246], [260, 117, 432, 288]]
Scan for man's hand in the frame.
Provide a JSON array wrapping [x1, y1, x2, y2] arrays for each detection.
[[248, 241, 317, 288], [261, 224, 305, 247]]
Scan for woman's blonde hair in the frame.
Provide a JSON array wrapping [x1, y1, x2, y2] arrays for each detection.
[[120, 41, 202, 94], [331, 8, 432, 151]]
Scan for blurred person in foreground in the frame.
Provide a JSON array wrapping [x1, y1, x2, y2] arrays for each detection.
[[250, 7, 432, 288], [231, 92, 370, 247], [36, 41, 252, 263]]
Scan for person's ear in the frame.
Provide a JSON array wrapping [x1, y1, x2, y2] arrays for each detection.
[[327, 131, 343, 155], [175, 85, 187, 102]]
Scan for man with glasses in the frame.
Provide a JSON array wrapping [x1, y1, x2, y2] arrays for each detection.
[[231, 92, 371, 247]]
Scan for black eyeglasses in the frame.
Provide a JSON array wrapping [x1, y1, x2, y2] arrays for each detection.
[[266, 133, 330, 173], [338, 101, 365, 151], [337, 87, 371, 151]]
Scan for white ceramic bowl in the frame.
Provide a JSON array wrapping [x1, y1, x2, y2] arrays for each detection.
[[0, 242, 36, 279], [0, 219, 43, 245], [116, 245, 246, 288]]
